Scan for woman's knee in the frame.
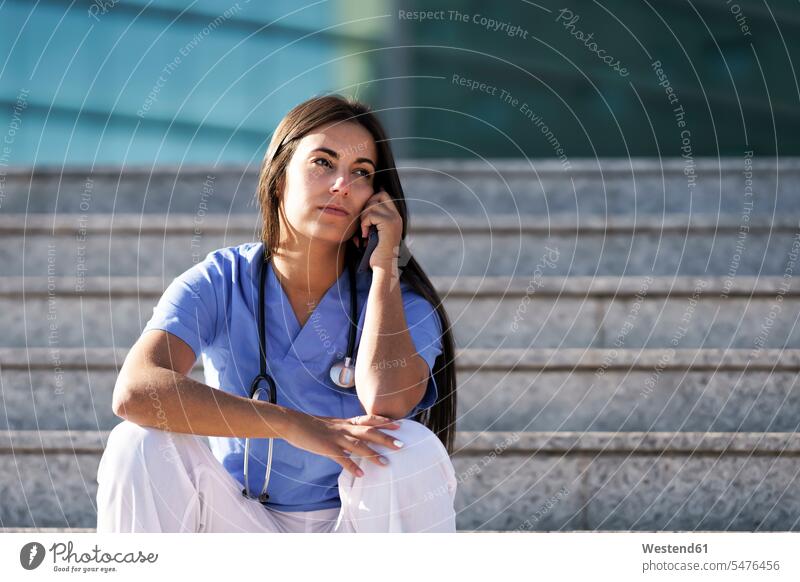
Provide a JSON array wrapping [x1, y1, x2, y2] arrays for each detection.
[[366, 419, 454, 478], [390, 419, 447, 455], [99, 421, 182, 479]]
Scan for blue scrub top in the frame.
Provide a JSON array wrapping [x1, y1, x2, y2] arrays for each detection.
[[142, 242, 443, 512]]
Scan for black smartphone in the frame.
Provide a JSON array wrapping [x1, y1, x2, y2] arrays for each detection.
[[356, 191, 381, 273], [357, 225, 379, 273]]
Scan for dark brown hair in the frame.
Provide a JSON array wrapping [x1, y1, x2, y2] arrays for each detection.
[[255, 94, 457, 453]]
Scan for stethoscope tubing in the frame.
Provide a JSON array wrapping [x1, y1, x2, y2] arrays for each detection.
[[242, 246, 358, 502]]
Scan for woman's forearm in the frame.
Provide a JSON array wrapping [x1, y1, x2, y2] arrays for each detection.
[[113, 366, 295, 438], [354, 262, 428, 418]]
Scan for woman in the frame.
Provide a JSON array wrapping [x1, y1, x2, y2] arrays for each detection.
[[96, 94, 458, 533]]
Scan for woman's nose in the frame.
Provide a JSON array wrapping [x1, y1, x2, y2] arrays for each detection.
[[330, 175, 349, 195]]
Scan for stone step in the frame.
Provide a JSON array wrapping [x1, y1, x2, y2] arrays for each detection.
[[3, 158, 798, 215], [0, 527, 502, 533], [4, 214, 799, 277], [2, 276, 798, 349], [1, 429, 797, 531], [3, 348, 799, 434], [0, 527, 95, 533]]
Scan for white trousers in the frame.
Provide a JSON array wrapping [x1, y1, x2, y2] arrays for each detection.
[[95, 418, 458, 533]]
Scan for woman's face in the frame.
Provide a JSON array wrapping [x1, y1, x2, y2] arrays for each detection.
[[278, 121, 378, 245]]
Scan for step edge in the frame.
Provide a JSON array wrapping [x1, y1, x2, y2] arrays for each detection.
[[5, 347, 800, 371], [2, 430, 798, 455]]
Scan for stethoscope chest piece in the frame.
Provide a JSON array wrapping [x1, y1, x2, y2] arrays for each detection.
[[330, 356, 356, 388]]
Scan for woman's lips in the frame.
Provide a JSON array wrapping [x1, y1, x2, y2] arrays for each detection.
[[320, 207, 348, 217]]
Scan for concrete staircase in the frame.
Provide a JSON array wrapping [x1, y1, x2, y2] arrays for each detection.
[[2, 158, 799, 532]]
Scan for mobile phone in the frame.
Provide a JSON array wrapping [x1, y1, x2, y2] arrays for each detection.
[[357, 225, 379, 273]]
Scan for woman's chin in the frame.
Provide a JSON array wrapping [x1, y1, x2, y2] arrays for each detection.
[[305, 228, 350, 247]]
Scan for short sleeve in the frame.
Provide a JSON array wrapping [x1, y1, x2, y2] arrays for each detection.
[[401, 289, 444, 419], [142, 250, 227, 363]]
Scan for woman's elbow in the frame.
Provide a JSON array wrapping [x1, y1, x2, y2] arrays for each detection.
[[359, 392, 420, 420], [111, 378, 141, 420]]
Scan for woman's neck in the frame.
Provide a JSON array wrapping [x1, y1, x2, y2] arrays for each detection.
[[271, 235, 346, 297]]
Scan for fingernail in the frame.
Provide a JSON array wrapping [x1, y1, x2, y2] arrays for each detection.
[[393, 440, 404, 448], [379, 456, 389, 465], [356, 468, 364, 477]]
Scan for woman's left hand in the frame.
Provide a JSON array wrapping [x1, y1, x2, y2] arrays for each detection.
[[352, 188, 403, 270]]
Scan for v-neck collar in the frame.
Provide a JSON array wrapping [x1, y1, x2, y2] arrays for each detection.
[[265, 253, 352, 361]]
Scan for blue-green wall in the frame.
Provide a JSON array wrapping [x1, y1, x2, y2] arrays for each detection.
[[1, 0, 798, 164], [0, 0, 389, 164]]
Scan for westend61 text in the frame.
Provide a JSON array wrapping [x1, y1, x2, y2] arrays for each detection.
[[642, 543, 708, 554]]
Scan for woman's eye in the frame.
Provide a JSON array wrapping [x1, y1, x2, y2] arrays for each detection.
[[312, 158, 332, 169], [354, 168, 371, 178]]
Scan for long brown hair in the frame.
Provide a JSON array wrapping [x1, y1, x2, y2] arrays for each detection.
[[254, 94, 457, 453]]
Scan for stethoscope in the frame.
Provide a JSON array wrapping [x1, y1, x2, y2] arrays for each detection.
[[242, 246, 360, 502]]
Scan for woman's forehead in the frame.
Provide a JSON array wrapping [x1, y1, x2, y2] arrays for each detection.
[[298, 122, 377, 159]]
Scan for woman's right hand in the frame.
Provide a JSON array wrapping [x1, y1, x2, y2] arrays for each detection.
[[283, 411, 405, 477]]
